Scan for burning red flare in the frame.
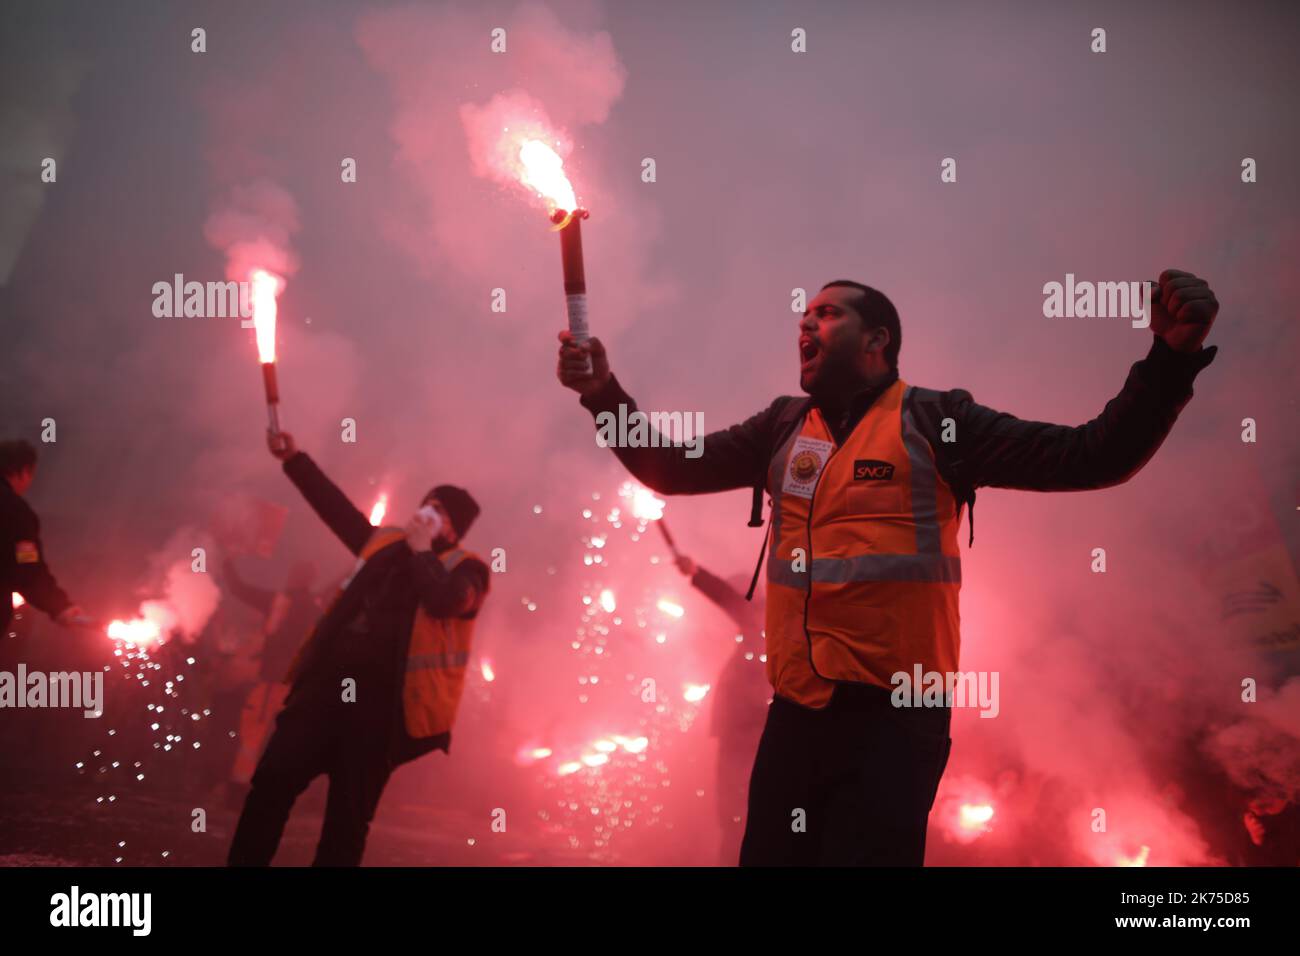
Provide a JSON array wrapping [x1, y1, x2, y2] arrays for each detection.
[[368, 493, 388, 526], [518, 139, 577, 213], [106, 617, 162, 648], [250, 269, 281, 364]]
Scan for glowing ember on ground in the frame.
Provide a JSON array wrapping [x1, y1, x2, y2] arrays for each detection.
[[934, 775, 997, 845], [683, 683, 711, 703], [959, 803, 995, 830], [1116, 845, 1151, 867], [368, 493, 388, 526], [656, 598, 684, 618]]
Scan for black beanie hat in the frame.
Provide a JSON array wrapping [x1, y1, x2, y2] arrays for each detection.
[[427, 484, 480, 539]]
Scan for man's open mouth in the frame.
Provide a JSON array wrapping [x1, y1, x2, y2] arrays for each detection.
[[799, 337, 820, 367]]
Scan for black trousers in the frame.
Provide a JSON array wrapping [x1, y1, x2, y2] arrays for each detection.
[[739, 683, 952, 866], [227, 676, 397, 867]]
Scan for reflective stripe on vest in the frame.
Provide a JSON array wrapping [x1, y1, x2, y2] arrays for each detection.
[[764, 379, 963, 707], [402, 543, 479, 738]]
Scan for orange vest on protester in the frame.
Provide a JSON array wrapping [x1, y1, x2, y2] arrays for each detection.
[[286, 529, 480, 739], [764, 379, 963, 708]]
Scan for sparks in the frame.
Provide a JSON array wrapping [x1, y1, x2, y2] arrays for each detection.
[[683, 683, 711, 703], [513, 744, 553, 766], [657, 598, 684, 619]]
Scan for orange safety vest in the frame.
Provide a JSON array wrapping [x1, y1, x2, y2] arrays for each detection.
[[285, 528, 481, 739], [764, 379, 963, 708]]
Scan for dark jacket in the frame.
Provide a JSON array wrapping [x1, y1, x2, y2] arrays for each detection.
[[580, 337, 1218, 546], [1, 479, 71, 632], [280, 452, 489, 757]]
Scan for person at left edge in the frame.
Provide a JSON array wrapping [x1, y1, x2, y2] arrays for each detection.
[[228, 430, 490, 866], [1, 439, 91, 633]]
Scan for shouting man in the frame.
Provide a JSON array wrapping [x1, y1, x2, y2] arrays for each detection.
[[557, 270, 1218, 866]]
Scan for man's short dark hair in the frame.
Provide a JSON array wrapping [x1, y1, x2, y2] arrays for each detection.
[[820, 280, 901, 371], [0, 440, 37, 479]]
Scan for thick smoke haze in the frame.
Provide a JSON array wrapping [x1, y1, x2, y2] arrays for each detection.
[[1, 0, 1297, 866]]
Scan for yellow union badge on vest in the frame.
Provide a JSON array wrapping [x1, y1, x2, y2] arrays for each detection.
[[783, 436, 834, 499]]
